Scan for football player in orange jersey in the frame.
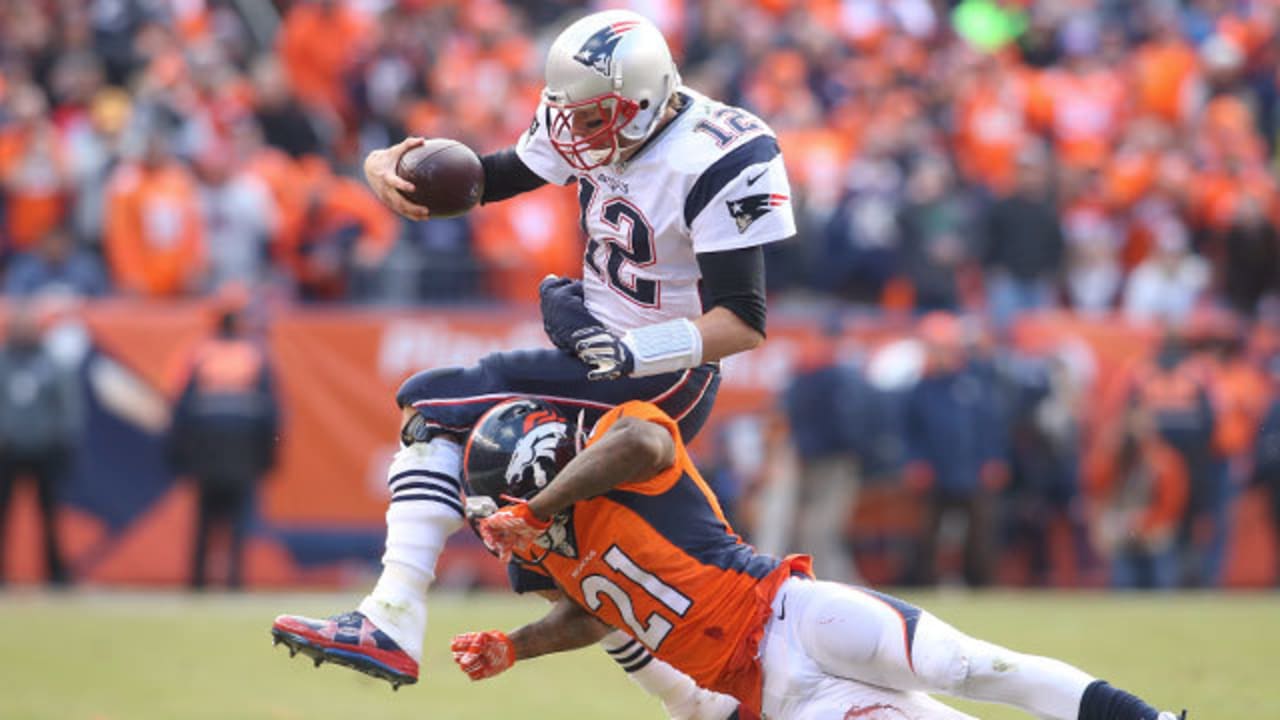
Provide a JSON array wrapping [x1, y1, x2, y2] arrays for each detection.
[[456, 399, 1186, 720]]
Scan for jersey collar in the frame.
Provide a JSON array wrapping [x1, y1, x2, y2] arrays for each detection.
[[613, 91, 693, 171]]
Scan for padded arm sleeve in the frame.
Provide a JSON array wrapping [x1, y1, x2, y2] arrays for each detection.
[[696, 245, 767, 336], [480, 147, 548, 204]]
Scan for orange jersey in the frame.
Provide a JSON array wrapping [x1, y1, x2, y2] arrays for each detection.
[[519, 401, 809, 715]]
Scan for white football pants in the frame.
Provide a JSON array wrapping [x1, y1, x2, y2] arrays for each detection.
[[759, 578, 1093, 720]]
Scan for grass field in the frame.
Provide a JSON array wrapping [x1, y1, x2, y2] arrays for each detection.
[[0, 590, 1274, 719]]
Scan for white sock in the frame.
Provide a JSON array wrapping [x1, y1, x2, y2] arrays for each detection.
[[600, 631, 739, 720], [357, 438, 464, 662]]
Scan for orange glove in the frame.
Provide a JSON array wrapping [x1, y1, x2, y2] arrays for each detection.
[[451, 630, 516, 680], [477, 499, 551, 562]]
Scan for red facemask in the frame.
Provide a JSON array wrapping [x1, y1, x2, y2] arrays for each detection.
[[547, 92, 640, 171]]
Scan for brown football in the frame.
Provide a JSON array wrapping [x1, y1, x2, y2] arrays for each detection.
[[395, 139, 484, 218]]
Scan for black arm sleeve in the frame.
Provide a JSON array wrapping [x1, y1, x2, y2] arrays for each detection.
[[696, 245, 768, 337], [480, 146, 548, 204]]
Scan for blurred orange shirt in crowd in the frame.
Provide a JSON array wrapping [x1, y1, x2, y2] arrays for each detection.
[[0, 123, 70, 250], [1130, 38, 1200, 125], [104, 162, 206, 297], [280, 159, 397, 298], [278, 1, 374, 116], [1030, 67, 1126, 169], [1204, 355, 1272, 457], [1085, 434, 1189, 538], [470, 186, 582, 304], [953, 70, 1030, 193]]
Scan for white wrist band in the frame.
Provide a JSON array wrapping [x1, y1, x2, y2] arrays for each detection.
[[620, 318, 704, 377]]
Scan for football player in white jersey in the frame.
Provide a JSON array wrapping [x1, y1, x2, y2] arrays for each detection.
[[272, 10, 790, 719]]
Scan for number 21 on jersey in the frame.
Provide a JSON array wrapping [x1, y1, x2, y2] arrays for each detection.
[[580, 545, 691, 651]]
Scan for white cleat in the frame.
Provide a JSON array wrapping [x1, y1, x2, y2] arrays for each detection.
[[1157, 712, 1187, 720]]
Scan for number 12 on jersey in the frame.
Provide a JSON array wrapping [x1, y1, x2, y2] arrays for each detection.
[[581, 545, 692, 651], [578, 177, 659, 307]]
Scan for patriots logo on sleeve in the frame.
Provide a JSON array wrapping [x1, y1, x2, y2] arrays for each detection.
[[726, 193, 789, 234], [573, 20, 640, 77]]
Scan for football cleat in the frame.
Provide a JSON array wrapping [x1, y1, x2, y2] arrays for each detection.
[[271, 610, 418, 690], [1156, 713, 1187, 720]]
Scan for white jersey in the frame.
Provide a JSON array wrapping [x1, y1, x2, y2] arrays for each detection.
[[516, 88, 796, 332]]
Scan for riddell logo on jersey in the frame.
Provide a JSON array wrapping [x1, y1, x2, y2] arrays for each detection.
[[726, 193, 788, 233], [573, 21, 640, 77]]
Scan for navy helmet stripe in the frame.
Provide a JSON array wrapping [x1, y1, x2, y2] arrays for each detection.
[[683, 135, 780, 227], [606, 472, 778, 580]]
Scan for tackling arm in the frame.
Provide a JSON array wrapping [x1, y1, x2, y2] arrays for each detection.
[[526, 416, 676, 522], [509, 595, 614, 660], [451, 594, 612, 681]]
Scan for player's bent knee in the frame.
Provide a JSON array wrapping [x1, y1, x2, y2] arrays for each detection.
[[910, 613, 993, 697], [395, 366, 469, 408]]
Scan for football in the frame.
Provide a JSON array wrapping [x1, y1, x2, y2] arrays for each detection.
[[395, 138, 485, 218]]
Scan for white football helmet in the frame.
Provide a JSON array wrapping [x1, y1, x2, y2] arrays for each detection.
[[542, 10, 681, 171]]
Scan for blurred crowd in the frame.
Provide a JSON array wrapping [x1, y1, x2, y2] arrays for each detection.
[[3, 0, 1280, 588], [719, 307, 1280, 590], [0, 0, 1277, 312]]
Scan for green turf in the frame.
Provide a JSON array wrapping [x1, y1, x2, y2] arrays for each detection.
[[0, 590, 1273, 719]]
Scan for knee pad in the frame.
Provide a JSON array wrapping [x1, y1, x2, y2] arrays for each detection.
[[908, 613, 979, 695]]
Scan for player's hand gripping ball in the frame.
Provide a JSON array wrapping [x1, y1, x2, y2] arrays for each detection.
[[395, 139, 485, 218]]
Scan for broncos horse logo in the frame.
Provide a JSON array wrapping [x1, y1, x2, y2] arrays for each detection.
[[505, 418, 570, 492], [573, 20, 641, 77]]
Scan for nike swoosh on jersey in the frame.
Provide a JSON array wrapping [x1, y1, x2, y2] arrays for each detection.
[[776, 594, 787, 620], [745, 168, 768, 186]]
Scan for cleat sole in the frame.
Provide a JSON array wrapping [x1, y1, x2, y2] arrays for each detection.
[[269, 627, 417, 689]]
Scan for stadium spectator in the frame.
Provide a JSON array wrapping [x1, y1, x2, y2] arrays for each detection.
[[168, 298, 280, 590], [64, 87, 131, 249], [1252, 353, 1280, 586], [1123, 218, 1210, 324], [249, 55, 324, 159], [1123, 332, 1219, 587], [1003, 350, 1092, 586], [1214, 194, 1279, 316], [103, 127, 206, 297], [276, 156, 396, 301], [819, 128, 907, 304], [0, 304, 83, 586], [904, 312, 1008, 587], [194, 137, 276, 292], [1191, 309, 1271, 587], [277, 0, 375, 129], [1085, 406, 1189, 590], [781, 326, 869, 584], [0, 84, 72, 253], [1063, 206, 1123, 314], [897, 155, 978, 312], [3, 225, 109, 298], [981, 144, 1064, 326]]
